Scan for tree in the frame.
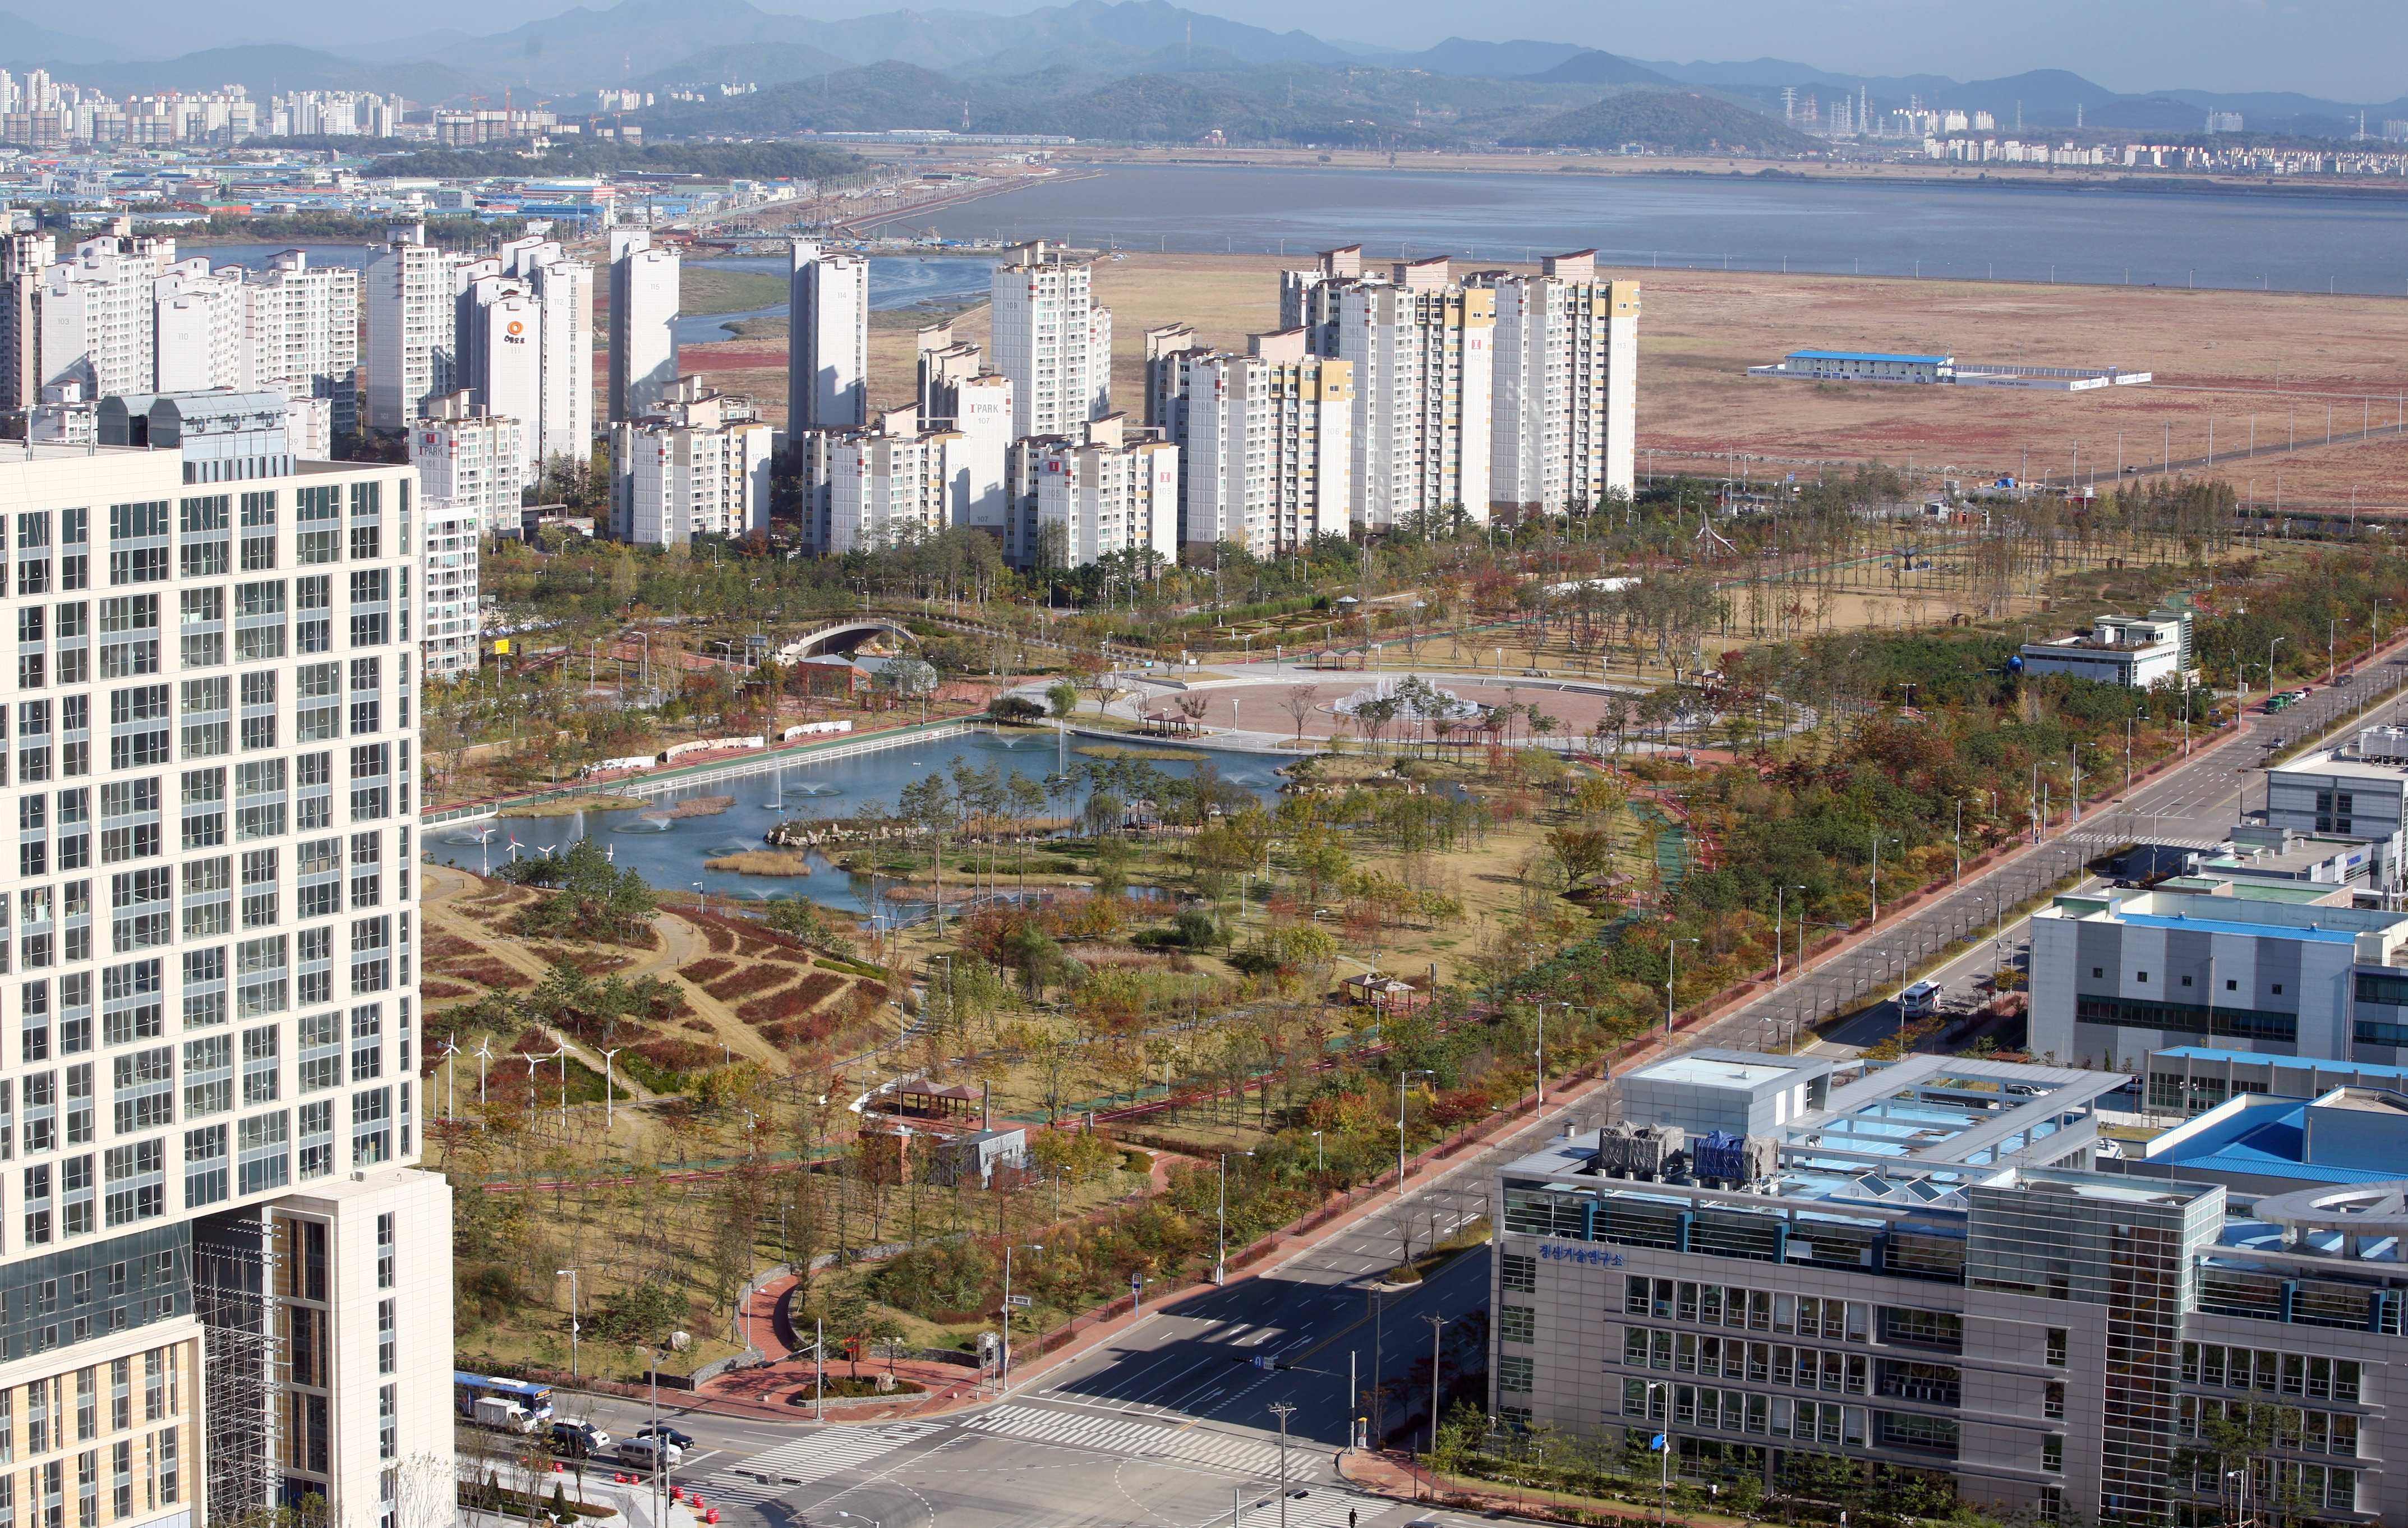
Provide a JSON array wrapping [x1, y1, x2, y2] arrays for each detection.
[[1044, 680, 1080, 719], [1280, 685, 1321, 743], [1545, 827, 1614, 890]]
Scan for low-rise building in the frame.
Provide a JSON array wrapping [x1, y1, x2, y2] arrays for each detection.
[[2019, 607, 2194, 689]]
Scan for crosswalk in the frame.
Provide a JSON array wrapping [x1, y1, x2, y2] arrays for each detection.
[[961, 1403, 1304, 1480], [686, 1423, 942, 1506]]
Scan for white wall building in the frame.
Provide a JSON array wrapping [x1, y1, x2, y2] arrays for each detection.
[[456, 236, 593, 475], [938, 372, 1014, 541], [0, 393, 451, 1528], [788, 242, 868, 436], [268, 90, 403, 137], [991, 241, 1111, 439], [1476, 251, 1640, 518], [38, 227, 177, 399], [153, 258, 246, 393], [1164, 330, 1352, 558], [611, 382, 771, 545], [364, 228, 461, 432], [2020, 609, 2194, 688], [1283, 247, 1493, 531], [606, 229, 678, 423], [241, 250, 360, 438], [408, 392, 521, 679], [1021, 414, 1177, 569]]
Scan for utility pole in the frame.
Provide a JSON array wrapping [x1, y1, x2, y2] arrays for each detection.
[[1268, 1402, 1296, 1528]]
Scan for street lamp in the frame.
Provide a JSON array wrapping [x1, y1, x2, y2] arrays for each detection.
[[1868, 832, 1900, 924], [2268, 635, 2285, 698], [1773, 885, 1805, 984], [1643, 1380, 1672, 1528], [1000, 1242, 1044, 1389], [556, 1268, 581, 1378], [1397, 1070, 1435, 1191], [646, 1330, 690, 1528], [1215, 1156, 1251, 1283], [1310, 1130, 1324, 1173], [1665, 938, 1701, 1033]]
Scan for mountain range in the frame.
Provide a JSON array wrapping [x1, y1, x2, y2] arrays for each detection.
[[0, 0, 2402, 144]]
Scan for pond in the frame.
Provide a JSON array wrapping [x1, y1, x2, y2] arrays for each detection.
[[425, 729, 1289, 921]]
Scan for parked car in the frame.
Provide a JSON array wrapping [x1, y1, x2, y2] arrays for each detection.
[[616, 1438, 683, 1470], [550, 1420, 612, 1458]]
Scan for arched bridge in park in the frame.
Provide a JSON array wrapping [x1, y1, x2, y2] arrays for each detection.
[[772, 619, 923, 662]]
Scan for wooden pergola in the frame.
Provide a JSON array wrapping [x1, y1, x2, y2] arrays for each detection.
[[891, 1081, 983, 1120]]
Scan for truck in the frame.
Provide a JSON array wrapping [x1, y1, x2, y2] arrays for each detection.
[[471, 1396, 538, 1434]]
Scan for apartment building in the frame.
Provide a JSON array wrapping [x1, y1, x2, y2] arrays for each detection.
[[796, 405, 957, 557], [1474, 251, 1640, 518], [610, 381, 771, 546], [151, 264, 245, 394], [1020, 415, 1177, 570], [266, 93, 402, 139], [0, 233, 54, 413], [0, 393, 450, 1528], [1282, 247, 1493, 531], [788, 243, 868, 436], [239, 253, 359, 440], [1161, 330, 1352, 558], [407, 394, 519, 680], [454, 237, 593, 475], [1490, 1050, 2259, 1524], [363, 229, 460, 433], [914, 323, 983, 422], [38, 231, 178, 402], [2028, 886, 2408, 1069], [605, 231, 678, 425], [990, 242, 1111, 440]]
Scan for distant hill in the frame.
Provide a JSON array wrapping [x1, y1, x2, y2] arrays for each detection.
[[59, 45, 482, 101], [1502, 89, 1815, 154], [1523, 51, 1678, 88], [1348, 38, 1591, 79], [633, 42, 857, 94], [357, 138, 864, 182]]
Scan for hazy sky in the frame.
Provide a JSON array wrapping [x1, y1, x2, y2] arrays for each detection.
[[148, 0, 2408, 102]]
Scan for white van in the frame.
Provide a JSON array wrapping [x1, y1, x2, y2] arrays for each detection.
[[1897, 981, 1944, 1020], [616, 1438, 683, 1471]]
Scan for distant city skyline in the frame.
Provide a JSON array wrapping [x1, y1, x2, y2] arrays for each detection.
[[24, 0, 2408, 105]]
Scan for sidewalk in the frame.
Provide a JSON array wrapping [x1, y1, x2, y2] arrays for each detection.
[[1338, 1448, 1726, 1528]]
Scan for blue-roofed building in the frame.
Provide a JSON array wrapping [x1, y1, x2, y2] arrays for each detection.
[[1750, 349, 1955, 384], [2030, 886, 2408, 1070]]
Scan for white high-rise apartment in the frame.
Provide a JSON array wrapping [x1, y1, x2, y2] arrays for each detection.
[[1283, 248, 1493, 531], [991, 242, 1112, 439], [456, 237, 593, 476], [38, 228, 178, 401], [606, 231, 678, 423], [1016, 415, 1177, 569], [2, 391, 452, 1528], [152, 260, 246, 394], [267, 91, 402, 137], [941, 374, 1014, 542], [1476, 251, 1640, 520], [241, 251, 360, 439], [914, 322, 982, 422], [1162, 330, 1352, 559], [610, 381, 771, 546], [364, 228, 460, 432], [788, 242, 868, 436], [801, 407, 957, 557], [409, 393, 521, 679]]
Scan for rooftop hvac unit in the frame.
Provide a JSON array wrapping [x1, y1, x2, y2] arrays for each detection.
[[1694, 1130, 1779, 1185], [2358, 726, 2408, 764], [1594, 1122, 1686, 1178]]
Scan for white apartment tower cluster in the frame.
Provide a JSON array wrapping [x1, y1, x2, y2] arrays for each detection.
[[990, 242, 1112, 439], [454, 236, 593, 476], [605, 231, 678, 425], [1015, 413, 1177, 569], [0, 391, 451, 1528], [1151, 328, 1353, 559], [1279, 245, 1639, 527], [610, 379, 771, 546], [363, 228, 460, 434]]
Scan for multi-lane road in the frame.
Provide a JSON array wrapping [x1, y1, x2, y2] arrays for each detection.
[[490, 665, 2408, 1528]]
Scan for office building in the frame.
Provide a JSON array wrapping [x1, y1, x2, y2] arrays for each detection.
[[1489, 1049, 2279, 1524], [991, 242, 1111, 439], [1162, 331, 1352, 558], [605, 231, 678, 424], [610, 380, 772, 546], [1283, 247, 1494, 531], [363, 228, 461, 432], [2028, 885, 2408, 1069], [1016, 414, 1177, 570], [0, 393, 451, 1528], [38, 228, 178, 401], [2263, 729, 2408, 899], [408, 394, 521, 679], [455, 236, 593, 475], [1474, 252, 1640, 518], [0, 231, 54, 412], [2020, 609, 2195, 689], [789, 243, 868, 436], [238, 252, 360, 440]]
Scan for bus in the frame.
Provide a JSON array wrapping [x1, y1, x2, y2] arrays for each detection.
[[454, 1373, 555, 1423]]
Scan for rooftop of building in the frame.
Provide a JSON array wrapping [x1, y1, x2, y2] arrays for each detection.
[[2275, 728, 2408, 780], [2036, 886, 2408, 956], [1628, 1051, 1821, 1090], [1784, 349, 1952, 365]]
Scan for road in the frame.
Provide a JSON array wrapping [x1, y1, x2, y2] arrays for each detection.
[[470, 663, 2408, 1528]]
